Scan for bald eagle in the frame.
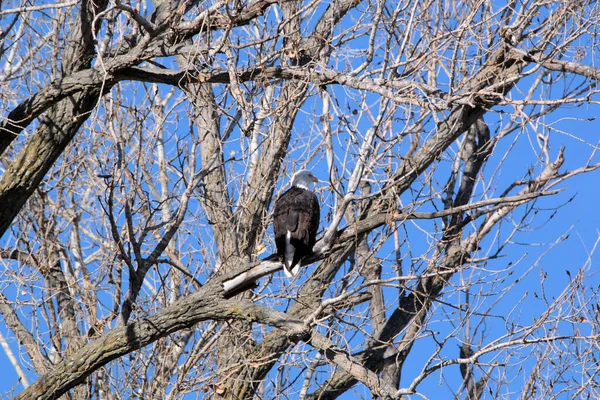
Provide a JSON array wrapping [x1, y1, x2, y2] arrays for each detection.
[[273, 170, 320, 277]]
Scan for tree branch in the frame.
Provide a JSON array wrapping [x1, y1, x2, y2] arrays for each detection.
[[0, 293, 52, 374]]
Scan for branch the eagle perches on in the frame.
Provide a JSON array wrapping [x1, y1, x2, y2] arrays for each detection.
[[222, 230, 338, 298], [222, 188, 560, 297]]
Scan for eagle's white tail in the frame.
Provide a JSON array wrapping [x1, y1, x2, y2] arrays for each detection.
[[283, 231, 296, 277]]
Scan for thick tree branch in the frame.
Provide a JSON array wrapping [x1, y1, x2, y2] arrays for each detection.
[[223, 188, 560, 295], [517, 50, 600, 82]]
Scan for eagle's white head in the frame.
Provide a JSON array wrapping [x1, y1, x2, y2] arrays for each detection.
[[292, 170, 318, 191]]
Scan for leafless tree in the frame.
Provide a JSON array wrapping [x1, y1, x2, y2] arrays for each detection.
[[1, 0, 600, 399]]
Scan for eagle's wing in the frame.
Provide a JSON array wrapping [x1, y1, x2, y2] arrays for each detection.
[[288, 190, 319, 249], [307, 193, 320, 249], [274, 189, 299, 254]]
